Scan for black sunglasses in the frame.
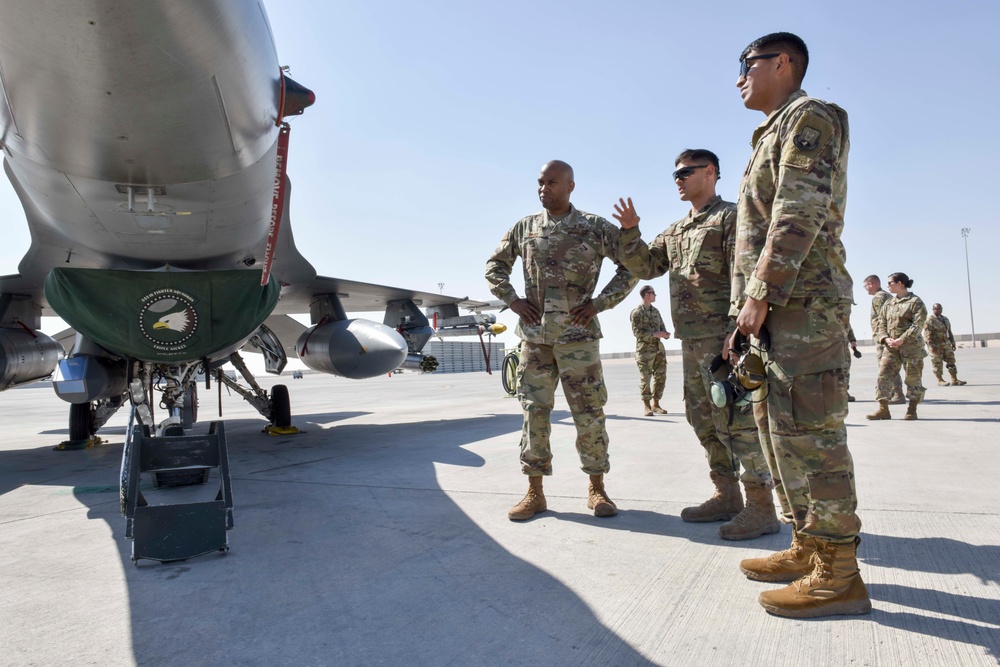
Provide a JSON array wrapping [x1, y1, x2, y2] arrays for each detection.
[[739, 53, 781, 78], [672, 165, 709, 181]]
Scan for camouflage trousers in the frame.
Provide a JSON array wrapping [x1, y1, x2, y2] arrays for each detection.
[[876, 343, 904, 397], [754, 298, 861, 542], [516, 339, 610, 476], [635, 342, 666, 401], [876, 347, 926, 403], [682, 337, 770, 485], [928, 343, 958, 377]]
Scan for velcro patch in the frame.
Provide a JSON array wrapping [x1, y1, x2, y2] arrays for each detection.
[[806, 471, 854, 501], [781, 110, 835, 170]]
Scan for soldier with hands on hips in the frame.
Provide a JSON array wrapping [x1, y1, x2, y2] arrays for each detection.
[[485, 160, 637, 522]]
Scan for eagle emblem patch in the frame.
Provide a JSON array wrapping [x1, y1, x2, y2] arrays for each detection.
[[139, 288, 199, 352]]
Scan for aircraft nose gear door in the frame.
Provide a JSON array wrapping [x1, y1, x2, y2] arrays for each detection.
[[248, 323, 287, 374]]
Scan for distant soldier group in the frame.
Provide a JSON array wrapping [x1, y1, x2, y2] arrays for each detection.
[[866, 274, 967, 421]]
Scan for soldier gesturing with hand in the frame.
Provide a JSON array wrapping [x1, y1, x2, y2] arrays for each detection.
[[616, 149, 778, 542]]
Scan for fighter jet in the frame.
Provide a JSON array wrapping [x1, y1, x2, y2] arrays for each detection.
[[0, 1, 500, 442]]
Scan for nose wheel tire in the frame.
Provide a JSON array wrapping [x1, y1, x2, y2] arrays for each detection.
[[69, 402, 96, 442], [270, 384, 291, 428]]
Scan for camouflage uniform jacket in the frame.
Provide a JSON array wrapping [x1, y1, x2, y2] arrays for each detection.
[[485, 205, 638, 345], [731, 90, 852, 311], [870, 289, 892, 334], [619, 196, 736, 341], [924, 313, 955, 348], [630, 304, 666, 351], [875, 293, 928, 358]]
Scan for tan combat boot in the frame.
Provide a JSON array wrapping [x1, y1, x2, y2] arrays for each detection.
[[642, 400, 653, 417], [758, 537, 872, 618], [508, 475, 546, 521], [889, 389, 906, 405], [740, 529, 816, 582], [866, 399, 891, 420], [681, 471, 743, 523], [904, 399, 919, 420], [950, 371, 967, 386], [935, 371, 949, 386], [587, 474, 618, 517], [650, 398, 667, 415], [719, 483, 781, 540]]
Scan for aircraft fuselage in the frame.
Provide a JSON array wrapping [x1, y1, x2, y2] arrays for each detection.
[[0, 0, 284, 278]]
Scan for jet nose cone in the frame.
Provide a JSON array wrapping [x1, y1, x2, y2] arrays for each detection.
[[280, 74, 315, 119]]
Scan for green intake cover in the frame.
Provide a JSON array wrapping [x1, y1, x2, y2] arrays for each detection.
[[45, 268, 280, 362]]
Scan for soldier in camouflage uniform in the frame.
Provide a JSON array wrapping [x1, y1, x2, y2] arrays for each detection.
[[868, 273, 928, 421], [924, 303, 966, 386], [485, 160, 638, 522], [863, 275, 905, 403], [630, 285, 670, 416], [726, 33, 870, 617], [614, 149, 779, 542]]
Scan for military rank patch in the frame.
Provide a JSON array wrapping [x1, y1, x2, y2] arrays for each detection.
[[781, 109, 835, 170]]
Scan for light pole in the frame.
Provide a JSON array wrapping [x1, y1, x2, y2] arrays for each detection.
[[961, 228, 976, 347], [438, 282, 444, 295]]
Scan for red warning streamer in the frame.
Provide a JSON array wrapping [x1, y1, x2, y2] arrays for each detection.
[[260, 122, 291, 286]]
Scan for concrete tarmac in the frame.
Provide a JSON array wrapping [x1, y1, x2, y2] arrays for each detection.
[[1, 346, 998, 666]]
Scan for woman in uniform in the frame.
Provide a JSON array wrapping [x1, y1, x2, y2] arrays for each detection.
[[868, 272, 928, 420]]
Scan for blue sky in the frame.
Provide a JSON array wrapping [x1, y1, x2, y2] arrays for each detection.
[[2, 0, 998, 355]]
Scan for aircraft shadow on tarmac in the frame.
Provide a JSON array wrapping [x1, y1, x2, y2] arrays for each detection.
[[866, 584, 1000, 662], [549, 507, 792, 551], [540, 504, 1000, 658], [4, 412, 659, 665], [852, 534, 999, 658], [863, 534, 1000, 585]]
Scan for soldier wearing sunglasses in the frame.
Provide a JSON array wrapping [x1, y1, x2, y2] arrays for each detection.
[[727, 32, 870, 618], [613, 149, 778, 543]]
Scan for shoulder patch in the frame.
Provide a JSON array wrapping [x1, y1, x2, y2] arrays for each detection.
[[793, 126, 822, 151], [781, 109, 836, 170]]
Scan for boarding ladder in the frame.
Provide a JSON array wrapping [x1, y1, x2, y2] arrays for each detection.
[[121, 421, 234, 564]]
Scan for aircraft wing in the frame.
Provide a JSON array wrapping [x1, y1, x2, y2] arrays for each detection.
[[274, 276, 468, 316], [0, 274, 45, 307]]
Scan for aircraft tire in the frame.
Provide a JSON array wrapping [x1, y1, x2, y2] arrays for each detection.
[[69, 402, 95, 441], [181, 383, 198, 429], [501, 352, 519, 396], [271, 384, 291, 428]]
